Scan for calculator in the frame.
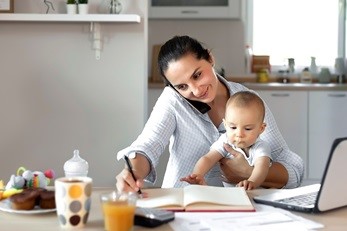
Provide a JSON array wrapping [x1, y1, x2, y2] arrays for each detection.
[[134, 207, 175, 228]]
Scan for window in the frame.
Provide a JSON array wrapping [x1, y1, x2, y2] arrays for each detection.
[[245, 0, 345, 73]]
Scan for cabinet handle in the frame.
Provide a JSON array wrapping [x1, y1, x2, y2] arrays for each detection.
[[327, 93, 346, 98], [271, 93, 290, 97], [181, 10, 199, 14]]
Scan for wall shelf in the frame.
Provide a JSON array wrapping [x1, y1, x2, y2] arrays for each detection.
[[0, 13, 141, 60], [0, 13, 141, 23]]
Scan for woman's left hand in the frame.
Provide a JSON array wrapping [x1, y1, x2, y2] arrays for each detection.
[[219, 143, 253, 184]]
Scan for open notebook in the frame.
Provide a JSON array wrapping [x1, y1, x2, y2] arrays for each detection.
[[137, 185, 255, 212], [254, 137, 347, 213]]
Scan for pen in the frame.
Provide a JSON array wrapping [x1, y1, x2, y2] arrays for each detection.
[[123, 155, 142, 195]]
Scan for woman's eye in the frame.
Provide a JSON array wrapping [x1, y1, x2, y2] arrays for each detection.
[[193, 72, 201, 79], [177, 85, 187, 90]]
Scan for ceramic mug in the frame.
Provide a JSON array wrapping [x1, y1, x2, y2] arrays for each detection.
[[55, 176, 93, 229]]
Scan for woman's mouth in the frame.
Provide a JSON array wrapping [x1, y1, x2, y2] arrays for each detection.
[[196, 88, 209, 100]]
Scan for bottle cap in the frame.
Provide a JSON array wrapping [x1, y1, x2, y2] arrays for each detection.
[[64, 150, 89, 177]]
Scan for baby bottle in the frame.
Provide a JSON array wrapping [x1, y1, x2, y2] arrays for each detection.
[[64, 149, 89, 177]]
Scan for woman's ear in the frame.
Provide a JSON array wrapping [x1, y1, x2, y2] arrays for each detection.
[[208, 52, 215, 66]]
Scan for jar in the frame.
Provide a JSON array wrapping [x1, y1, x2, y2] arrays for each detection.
[[277, 70, 290, 83], [300, 67, 312, 83], [257, 69, 269, 83]]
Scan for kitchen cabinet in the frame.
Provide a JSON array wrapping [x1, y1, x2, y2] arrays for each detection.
[[257, 89, 347, 181], [308, 91, 347, 180], [257, 91, 308, 178]]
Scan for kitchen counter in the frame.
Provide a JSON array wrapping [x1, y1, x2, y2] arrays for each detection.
[[149, 81, 347, 91], [241, 82, 347, 91], [148, 74, 347, 91]]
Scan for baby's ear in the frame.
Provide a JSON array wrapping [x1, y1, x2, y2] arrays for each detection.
[[260, 122, 266, 133]]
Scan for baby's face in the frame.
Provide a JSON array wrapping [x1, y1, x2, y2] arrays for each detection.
[[224, 104, 265, 149]]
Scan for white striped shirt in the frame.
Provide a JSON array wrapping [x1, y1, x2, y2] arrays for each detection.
[[117, 77, 304, 189]]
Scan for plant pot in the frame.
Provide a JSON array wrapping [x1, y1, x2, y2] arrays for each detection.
[[66, 4, 77, 14], [78, 4, 89, 14]]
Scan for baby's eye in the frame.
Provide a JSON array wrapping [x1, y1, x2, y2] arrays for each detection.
[[230, 126, 237, 130]]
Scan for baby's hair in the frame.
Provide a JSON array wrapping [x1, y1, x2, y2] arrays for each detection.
[[227, 91, 265, 121]]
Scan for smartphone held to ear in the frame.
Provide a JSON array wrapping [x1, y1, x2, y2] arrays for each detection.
[[168, 84, 211, 114]]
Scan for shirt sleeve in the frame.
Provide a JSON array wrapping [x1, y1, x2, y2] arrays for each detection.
[[249, 140, 272, 166], [117, 87, 177, 183]]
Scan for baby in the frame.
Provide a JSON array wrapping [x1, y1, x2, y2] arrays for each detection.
[[181, 91, 272, 190]]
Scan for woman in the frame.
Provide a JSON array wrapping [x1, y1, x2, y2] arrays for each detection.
[[116, 35, 304, 192]]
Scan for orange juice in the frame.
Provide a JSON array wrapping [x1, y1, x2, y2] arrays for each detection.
[[102, 201, 136, 231]]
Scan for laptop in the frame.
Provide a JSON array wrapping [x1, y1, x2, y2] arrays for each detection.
[[253, 137, 347, 213]]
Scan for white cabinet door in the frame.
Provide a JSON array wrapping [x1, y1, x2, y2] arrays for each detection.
[[257, 91, 308, 178], [308, 91, 347, 180]]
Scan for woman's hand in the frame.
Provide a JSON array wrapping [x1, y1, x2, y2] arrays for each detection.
[[219, 143, 253, 184], [220, 143, 289, 189], [115, 168, 144, 193], [115, 154, 150, 193]]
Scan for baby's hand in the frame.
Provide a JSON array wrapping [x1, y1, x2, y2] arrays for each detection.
[[180, 174, 207, 185], [237, 180, 256, 190]]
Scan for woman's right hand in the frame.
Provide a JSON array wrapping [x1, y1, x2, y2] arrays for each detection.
[[115, 154, 150, 193], [219, 143, 253, 184], [115, 168, 144, 193]]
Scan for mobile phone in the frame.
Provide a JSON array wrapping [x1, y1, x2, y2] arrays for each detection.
[[168, 84, 211, 114], [134, 207, 175, 228]]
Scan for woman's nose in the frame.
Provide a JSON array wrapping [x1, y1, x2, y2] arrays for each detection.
[[190, 84, 203, 97]]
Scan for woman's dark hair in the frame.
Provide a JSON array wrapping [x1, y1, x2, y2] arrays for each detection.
[[158, 35, 211, 85]]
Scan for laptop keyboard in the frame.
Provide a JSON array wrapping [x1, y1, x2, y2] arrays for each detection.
[[276, 191, 318, 206]]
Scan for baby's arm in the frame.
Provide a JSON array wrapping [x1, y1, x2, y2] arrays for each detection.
[[237, 156, 271, 190], [180, 150, 222, 185]]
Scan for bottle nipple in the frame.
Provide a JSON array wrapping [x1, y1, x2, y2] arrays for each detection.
[[64, 149, 89, 177]]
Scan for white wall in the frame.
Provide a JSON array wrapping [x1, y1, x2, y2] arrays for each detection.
[[0, 0, 148, 187]]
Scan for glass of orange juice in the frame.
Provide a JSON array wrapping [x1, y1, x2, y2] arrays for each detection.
[[100, 191, 138, 231]]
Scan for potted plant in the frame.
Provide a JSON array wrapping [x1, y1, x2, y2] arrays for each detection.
[[66, 0, 77, 14], [78, 0, 89, 14]]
